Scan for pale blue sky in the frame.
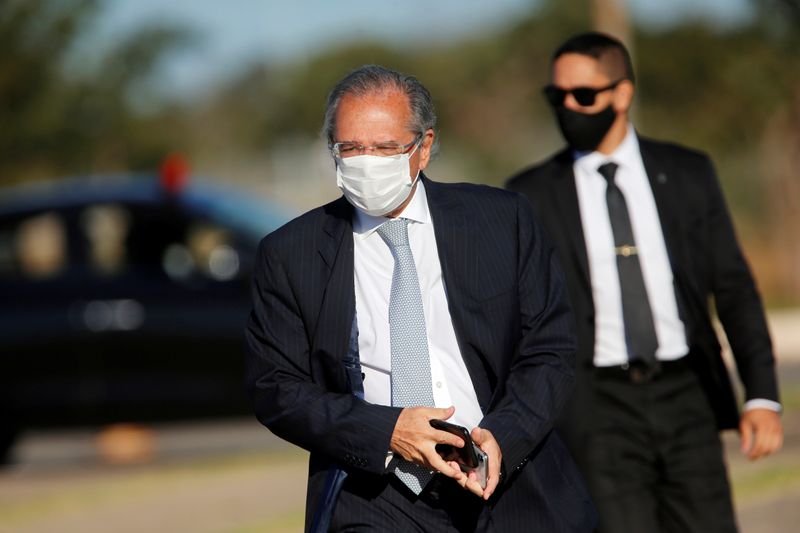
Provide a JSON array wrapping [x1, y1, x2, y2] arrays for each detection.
[[88, 0, 754, 100]]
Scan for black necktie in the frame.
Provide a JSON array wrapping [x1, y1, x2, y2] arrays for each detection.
[[598, 162, 659, 367]]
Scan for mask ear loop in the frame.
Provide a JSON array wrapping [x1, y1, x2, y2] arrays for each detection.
[[407, 137, 422, 158], [407, 137, 424, 186]]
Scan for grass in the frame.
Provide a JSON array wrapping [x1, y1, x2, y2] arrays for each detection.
[[731, 463, 800, 501], [231, 510, 305, 533], [0, 448, 307, 530]]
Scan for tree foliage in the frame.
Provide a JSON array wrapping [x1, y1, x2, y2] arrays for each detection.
[[1, 0, 798, 301], [0, 0, 195, 184]]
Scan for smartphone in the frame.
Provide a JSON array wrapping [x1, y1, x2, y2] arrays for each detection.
[[429, 419, 488, 488]]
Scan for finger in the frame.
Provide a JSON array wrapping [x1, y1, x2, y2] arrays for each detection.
[[759, 424, 783, 457], [432, 405, 456, 421], [484, 464, 500, 500], [484, 454, 501, 500], [448, 461, 468, 487], [432, 430, 466, 449], [775, 427, 784, 452], [740, 419, 753, 456], [446, 460, 464, 474], [759, 434, 778, 458], [463, 471, 485, 498], [748, 419, 782, 460], [748, 422, 780, 460], [471, 427, 502, 500], [471, 427, 487, 445], [426, 450, 462, 480], [748, 430, 766, 460]]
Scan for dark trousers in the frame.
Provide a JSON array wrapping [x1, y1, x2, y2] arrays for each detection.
[[330, 471, 492, 532], [578, 359, 737, 533]]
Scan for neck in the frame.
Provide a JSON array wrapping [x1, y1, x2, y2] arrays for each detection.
[[596, 116, 629, 155]]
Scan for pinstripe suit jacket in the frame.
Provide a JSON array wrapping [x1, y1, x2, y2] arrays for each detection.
[[245, 176, 596, 531]]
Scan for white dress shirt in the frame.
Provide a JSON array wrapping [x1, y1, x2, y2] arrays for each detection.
[[573, 126, 780, 413], [353, 180, 484, 430], [574, 126, 688, 367]]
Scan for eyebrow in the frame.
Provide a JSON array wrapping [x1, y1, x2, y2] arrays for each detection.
[[332, 139, 405, 145]]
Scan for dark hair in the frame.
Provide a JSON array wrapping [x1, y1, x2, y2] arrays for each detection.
[[553, 32, 635, 84], [322, 64, 439, 156]]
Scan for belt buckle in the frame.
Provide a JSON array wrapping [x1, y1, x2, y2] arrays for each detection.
[[624, 361, 658, 384]]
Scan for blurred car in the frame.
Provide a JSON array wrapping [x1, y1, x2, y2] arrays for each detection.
[[0, 167, 292, 462]]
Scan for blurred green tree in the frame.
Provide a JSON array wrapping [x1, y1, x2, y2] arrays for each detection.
[[1, 0, 797, 303], [0, 0, 195, 185]]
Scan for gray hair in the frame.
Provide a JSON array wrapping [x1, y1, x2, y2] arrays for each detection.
[[322, 64, 439, 156]]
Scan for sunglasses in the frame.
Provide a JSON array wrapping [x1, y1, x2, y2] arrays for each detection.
[[542, 79, 624, 107]]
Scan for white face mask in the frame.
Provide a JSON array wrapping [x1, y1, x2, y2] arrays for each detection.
[[336, 143, 420, 217]]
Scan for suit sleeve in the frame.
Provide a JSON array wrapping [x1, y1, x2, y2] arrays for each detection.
[[244, 237, 401, 474], [479, 194, 577, 476], [703, 157, 780, 403]]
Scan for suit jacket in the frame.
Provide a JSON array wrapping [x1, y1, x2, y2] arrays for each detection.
[[245, 176, 595, 532], [506, 136, 779, 445]]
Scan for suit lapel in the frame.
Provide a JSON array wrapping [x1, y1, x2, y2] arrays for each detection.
[[423, 177, 472, 298], [424, 177, 492, 411], [312, 198, 355, 384], [639, 137, 698, 336], [639, 138, 689, 276], [549, 151, 593, 298]]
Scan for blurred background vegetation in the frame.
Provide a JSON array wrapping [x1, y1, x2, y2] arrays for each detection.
[[1, 0, 798, 306]]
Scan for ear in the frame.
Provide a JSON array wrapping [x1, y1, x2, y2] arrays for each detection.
[[613, 80, 635, 113], [418, 129, 435, 170]]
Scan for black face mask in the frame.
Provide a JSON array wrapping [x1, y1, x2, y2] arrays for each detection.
[[554, 105, 616, 152]]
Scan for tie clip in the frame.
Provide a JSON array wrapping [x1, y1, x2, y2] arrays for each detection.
[[615, 245, 638, 257]]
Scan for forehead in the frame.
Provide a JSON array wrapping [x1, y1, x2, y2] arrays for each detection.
[[551, 53, 610, 88], [334, 89, 411, 141]]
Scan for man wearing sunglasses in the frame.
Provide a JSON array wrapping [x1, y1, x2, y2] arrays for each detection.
[[246, 64, 596, 532], [507, 32, 783, 532]]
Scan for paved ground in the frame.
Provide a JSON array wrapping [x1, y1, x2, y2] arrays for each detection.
[[1, 312, 798, 532], [0, 420, 309, 533], [2, 387, 798, 533]]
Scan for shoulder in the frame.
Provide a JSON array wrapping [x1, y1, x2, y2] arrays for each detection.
[[425, 179, 541, 235], [426, 179, 537, 224], [431, 179, 522, 206], [259, 196, 349, 257], [505, 148, 572, 192], [637, 135, 713, 167]]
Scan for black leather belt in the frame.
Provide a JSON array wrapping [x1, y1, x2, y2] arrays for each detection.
[[594, 357, 689, 384]]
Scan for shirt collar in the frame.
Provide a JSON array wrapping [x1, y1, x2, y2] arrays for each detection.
[[574, 123, 639, 176], [353, 179, 430, 239]]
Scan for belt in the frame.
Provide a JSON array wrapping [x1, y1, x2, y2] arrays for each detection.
[[594, 357, 689, 384]]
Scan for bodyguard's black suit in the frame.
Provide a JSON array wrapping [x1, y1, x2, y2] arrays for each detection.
[[245, 177, 595, 532], [507, 137, 779, 441], [507, 137, 779, 530]]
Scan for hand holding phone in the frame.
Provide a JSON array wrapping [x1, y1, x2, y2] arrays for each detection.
[[429, 419, 488, 489]]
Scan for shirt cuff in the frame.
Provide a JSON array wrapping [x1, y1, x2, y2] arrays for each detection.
[[743, 398, 782, 413], [385, 451, 394, 470]]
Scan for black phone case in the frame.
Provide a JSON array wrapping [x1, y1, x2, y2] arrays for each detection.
[[429, 419, 480, 468]]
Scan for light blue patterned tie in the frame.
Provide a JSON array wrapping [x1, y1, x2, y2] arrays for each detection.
[[377, 218, 435, 495]]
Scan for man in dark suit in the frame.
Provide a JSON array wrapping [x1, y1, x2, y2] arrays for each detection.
[[507, 32, 783, 532], [245, 65, 595, 532]]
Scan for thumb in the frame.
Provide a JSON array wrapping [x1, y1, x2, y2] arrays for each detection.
[[740, 418, 753, 455], [471, 427, 487, 445]]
